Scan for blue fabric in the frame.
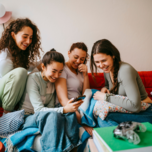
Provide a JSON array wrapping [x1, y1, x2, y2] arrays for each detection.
[[97, 117, 118, 127], [79, 89, 98, 127], [0, 110, 24, 135], [22, 111, 81, 152], [9, 128, 39, 152], [78, 89, 98, 152], [103, 103, 152, 124]]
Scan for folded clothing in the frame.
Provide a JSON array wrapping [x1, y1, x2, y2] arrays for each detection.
[[93, 95, 150, 120], [0, 110, 24, 135]]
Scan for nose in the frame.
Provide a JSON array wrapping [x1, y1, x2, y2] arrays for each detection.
[[26, 38, 32, 44], [98, 62, 104, 69], [55, 72, 59, 78], [76, 58, 81, 64]]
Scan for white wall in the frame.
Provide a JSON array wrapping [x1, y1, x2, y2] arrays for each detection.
[[0, 0, 152, 72]]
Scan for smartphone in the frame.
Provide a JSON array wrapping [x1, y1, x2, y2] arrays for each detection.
[[72, 95, 86, 103]]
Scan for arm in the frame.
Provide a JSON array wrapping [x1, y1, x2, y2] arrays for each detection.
[[107, 66, 141, 112], [78, 64, 90, 94], [82, 74, 90, 94], [26, 75, 64, 113], [55, 78, 69, 106]]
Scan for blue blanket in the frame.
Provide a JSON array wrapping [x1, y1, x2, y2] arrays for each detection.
[[78, 89, 98, 152], [1, 89, 98, 152], [5, 111, 81, 152]]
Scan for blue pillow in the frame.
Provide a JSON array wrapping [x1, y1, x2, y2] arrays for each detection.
[[0, 110, 24, 134]]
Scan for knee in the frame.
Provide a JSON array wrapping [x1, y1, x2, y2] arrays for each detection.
[[13, 68, 27, 82]]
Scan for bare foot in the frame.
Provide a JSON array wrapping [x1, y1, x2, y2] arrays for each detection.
[[82, 125, 93, 136], [3, 110, 11, 114]]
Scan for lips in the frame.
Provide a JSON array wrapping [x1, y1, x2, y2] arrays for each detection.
[[103, 66, 109, 71]]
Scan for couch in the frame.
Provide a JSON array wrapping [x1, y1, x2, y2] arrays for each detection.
[[88, 71, 152, 100], [0, 71, 152, 117], [0, 71, 152, 116]]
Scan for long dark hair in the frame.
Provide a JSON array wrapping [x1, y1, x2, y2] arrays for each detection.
[[42, 49, 65, 67], [69, 42, 89, 64], [90, 39, 121, 94], [0, 18, 42, 69]]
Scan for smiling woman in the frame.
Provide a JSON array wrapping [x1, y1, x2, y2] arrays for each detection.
[[0, 18, 42, 113]]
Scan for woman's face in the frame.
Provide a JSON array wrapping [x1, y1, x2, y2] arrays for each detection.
[[93, 53, 114, 73], [42, 61, 64, 83], [11, 26, 33, 50], [68, 48, 87, 69]]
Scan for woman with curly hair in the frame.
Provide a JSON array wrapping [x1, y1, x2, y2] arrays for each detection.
[[0, 18, 42, 113], [90, 39, 152, 127]]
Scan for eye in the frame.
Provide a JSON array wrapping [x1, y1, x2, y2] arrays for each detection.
[[102, 59, 106, 62], [74, 56, 78, 59], [52, 71, 56, 73], [80, 58, 85, 62]]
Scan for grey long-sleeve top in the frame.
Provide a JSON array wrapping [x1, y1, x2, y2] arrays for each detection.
[[104, 62, 148, 112]]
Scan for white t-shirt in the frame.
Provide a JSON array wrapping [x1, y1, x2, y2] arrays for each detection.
[[0, 48, 41, 79], [0, 48, 13, 79]]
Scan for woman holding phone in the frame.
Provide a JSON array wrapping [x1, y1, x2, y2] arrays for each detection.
[[55, 42, 92, 135]]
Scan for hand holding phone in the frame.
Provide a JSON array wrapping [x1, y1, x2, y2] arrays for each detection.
[[72, 95, 86, 102]]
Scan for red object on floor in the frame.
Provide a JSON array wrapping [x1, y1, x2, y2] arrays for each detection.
[[0, 107, 3, 117], [0, 142, 5, 152]]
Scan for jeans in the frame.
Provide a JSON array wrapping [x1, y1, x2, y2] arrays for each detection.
[[97, 104, 152, 127], [23, 111, 81, 152]]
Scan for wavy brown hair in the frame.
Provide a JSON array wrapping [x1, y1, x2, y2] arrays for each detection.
[[69, 42, 89, 64], [0, 18, 42, 69], [90, 39, 121, 94]]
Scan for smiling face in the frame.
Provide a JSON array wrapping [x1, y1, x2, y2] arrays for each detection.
[[11, 26, 33, 50], [68, 48, 87, 69], [93, 53, 114, 73], [42, 61, 64, 83]]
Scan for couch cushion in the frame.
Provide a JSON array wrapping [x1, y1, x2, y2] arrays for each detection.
[[88, 72, 152, 99]]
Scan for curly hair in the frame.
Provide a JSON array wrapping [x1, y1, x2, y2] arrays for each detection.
[[90, 39, 121, 94], [0, 18, 42, 69], [69, 42, 89, 64]]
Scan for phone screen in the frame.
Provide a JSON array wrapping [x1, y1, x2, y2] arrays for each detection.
[[77, 96, 86, 100], [73, 95, 86, 102]]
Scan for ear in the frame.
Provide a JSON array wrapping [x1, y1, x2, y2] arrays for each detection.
[[113, 56, 115, 59], [68, 51, 71, 58], [11, 32, 15, 39], [41, 63, 45, 71]]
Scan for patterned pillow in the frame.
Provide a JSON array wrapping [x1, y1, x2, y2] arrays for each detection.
[[0, 110, 24, 134], [93, 95, 150, 120]]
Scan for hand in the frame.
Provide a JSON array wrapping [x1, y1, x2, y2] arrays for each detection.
[[101, 87, 110, 93], [78, 64, 88, 77], [63, 98, 83, 113], [93, 91, 105, 101]]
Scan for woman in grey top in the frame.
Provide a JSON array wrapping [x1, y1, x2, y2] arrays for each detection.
[[21, 49, 83, 152], [90, 39, 152, 126]]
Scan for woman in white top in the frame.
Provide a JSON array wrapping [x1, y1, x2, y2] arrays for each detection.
[[0, 18, 42, 113], [55, 42, 92, 135]]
